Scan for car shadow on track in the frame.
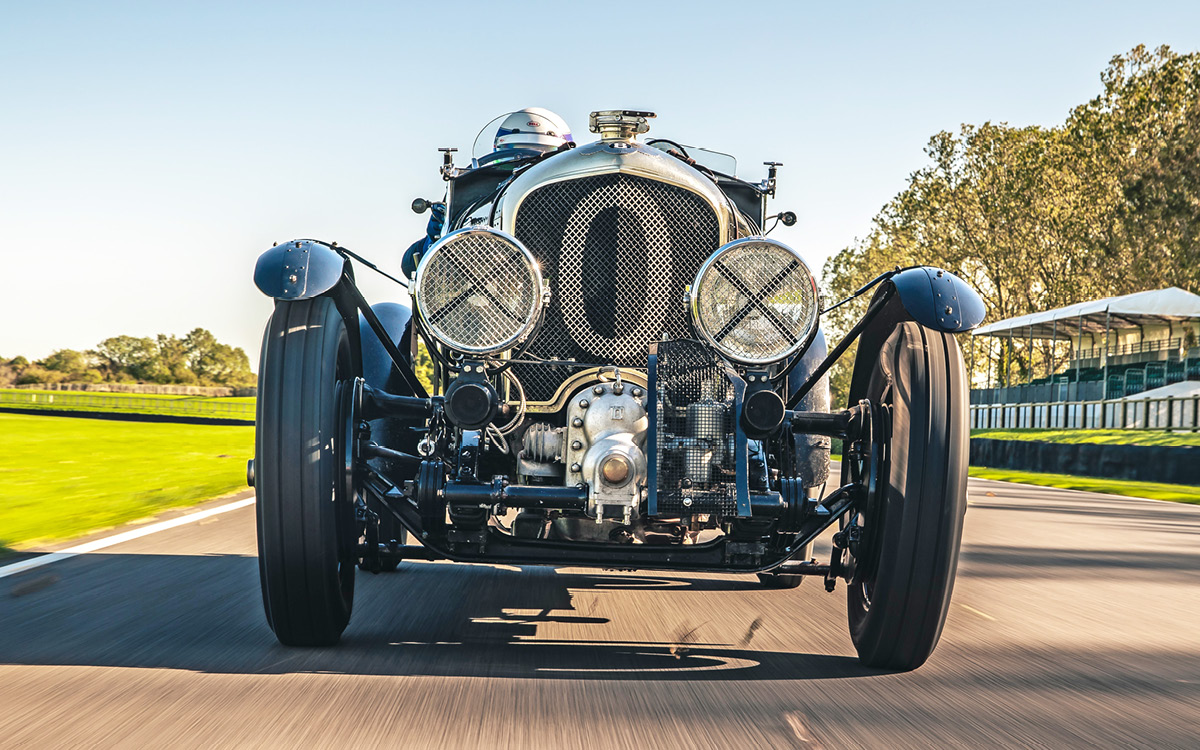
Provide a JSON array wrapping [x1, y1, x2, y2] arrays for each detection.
[[0, 552, 879, 682]]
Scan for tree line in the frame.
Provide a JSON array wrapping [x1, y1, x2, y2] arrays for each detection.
[[821, 45, 1199, 403], [2, 329, 255, 388]]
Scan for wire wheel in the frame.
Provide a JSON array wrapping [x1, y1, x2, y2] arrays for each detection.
[[844, 321, 969, 671]]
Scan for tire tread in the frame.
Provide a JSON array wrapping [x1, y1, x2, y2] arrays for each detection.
[[256, 297, 353, 646]]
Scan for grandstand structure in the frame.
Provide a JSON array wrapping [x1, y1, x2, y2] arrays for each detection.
[[970, 288, 1200, 411]]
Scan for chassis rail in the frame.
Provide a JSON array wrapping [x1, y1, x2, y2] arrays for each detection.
[[359, 469, 859, 574]]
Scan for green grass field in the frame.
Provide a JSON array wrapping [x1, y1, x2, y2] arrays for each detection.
[[970, 428, 1200, 447], [967, 428, 1200, 503], [968, 466, 1200, 504], [0, 413, 253, 551], [0, 388, 254, 419]]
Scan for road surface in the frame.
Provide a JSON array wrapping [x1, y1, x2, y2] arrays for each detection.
[[2, 478, 1198, 749]]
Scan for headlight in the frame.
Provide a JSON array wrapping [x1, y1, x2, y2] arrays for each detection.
[[414, 228, 544, 355], [690, 237, 819, 365]]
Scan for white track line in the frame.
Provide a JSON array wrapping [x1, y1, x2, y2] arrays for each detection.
[[0, 497, 256, 580]]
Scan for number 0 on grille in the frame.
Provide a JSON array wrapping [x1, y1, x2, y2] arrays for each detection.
[[414, 228, 544, 355], [690, 237, 820, 365]]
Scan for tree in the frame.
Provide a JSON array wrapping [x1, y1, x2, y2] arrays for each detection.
[[89, 335, 157, 381], [821, 45, 1200, 394], [414, 341, 435, 394], [15, 365, 67, 385], [183, 328, 254, 386], [7, 329, 255, 387], [153, 334, 197, 384], [38, 349, 88, 376], [1083, 45, 1200, 293]]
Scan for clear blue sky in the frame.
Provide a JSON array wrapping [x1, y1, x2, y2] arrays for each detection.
[[2, 0, 1198, 361]]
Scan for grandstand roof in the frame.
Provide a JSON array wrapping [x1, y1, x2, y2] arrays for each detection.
[[973, 287, 1200, 339]]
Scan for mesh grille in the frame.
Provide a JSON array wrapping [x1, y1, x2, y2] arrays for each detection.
[[512, 173, 721, 400], [695, 240, 816, 363], [654, 340, 737, 516], [417, 230, 540, 353]]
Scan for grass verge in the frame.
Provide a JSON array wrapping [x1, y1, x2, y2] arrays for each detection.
[[970, 428, 1200, 447], [968, 466, 1200, 504], [0, 413, 254, 550], [1, 388, 254, 403], [0, 388, 254, 420]]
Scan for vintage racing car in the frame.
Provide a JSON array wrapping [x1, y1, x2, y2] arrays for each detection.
[[249, 108, 985, 670]]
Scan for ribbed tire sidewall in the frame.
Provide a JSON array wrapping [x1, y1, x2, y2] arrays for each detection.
[[848, 321, 968, 670], [255, 297, 354, 646]]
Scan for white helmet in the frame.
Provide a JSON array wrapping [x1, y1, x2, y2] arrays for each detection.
[[494, 107, 573, 154]]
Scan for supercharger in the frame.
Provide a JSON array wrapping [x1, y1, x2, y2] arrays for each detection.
[[563, 373, 648, 523]]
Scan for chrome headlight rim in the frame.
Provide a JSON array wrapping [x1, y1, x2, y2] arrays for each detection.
[[413, 227, 544, 356], [689, 237, 820, 366]]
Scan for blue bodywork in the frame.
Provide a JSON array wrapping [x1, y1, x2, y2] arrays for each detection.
[[359, 302, 415, 394], [888, 266, 986, 333], [253, 239, 346, 300], [401, 203, 447, 279]]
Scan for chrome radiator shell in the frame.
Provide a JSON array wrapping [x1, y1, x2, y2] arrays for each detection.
[[500, 142, 734, 403]]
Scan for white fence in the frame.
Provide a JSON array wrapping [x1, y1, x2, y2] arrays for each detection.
[[971, 395, 1200, 431]]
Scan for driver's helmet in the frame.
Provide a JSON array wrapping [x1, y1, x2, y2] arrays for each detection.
[[494, 108, 573, 154]]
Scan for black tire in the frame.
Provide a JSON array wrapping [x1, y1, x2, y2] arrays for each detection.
[[846, 321, 968, 671], [256, 297, 356, 646]]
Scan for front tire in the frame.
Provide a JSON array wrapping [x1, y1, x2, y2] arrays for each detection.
[[256, 297, 356, 646], [846, 321, 968, 671]]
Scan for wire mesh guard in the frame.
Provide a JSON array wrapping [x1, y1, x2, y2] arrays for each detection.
[[512, 173, 721, 400], [417, 230, 540, 353], [654, 340, 738, 516], [694, 239, 817, 363]]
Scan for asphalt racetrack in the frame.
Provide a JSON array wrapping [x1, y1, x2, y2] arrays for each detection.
[[2, 477, 1198, 749]]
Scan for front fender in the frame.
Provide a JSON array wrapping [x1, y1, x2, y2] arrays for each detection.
[[887, 266, 986, 333], [360, 302, 415, 394], [843, 267, 985, 408], [253, 239, 347, 300]]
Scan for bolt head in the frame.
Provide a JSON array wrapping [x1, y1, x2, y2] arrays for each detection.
[[579, 399, 590, 409], [945, 305, 954, 315], [593, 385, 605, 395], [572, 417, 583, 427], [571, 440, 583, 450], [632, 387, 643, 398], [570, 463, 582, 472]]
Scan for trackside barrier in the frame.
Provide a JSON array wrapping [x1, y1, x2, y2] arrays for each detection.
[[0, 390, 255, 421], [970, 396, 1200, 432], [970, 439, 1200, 485]]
